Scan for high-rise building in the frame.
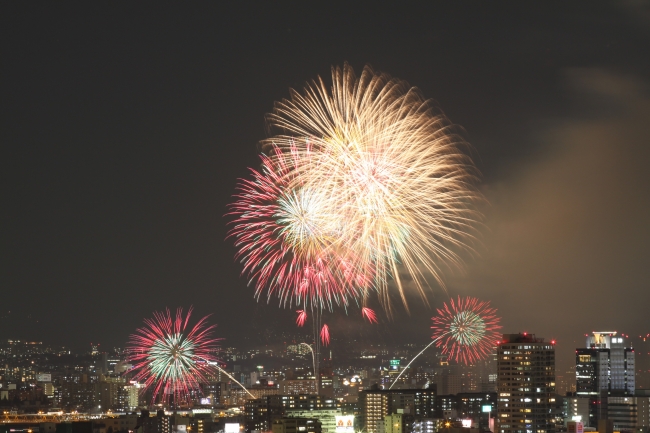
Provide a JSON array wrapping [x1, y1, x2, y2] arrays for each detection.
[[576, 332, 635, 396], [245, 398, 271, 432], [496, 333, 556, 433], [576, 332, 636, 428], [358, 388, 437, 433]]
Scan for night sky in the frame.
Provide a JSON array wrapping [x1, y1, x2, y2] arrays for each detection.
[[2, 3, 649, 372]]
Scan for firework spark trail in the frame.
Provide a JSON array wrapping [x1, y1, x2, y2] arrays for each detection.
[[127, 307, 221, 405], [388, 338, 440, 390], [208, 362, 255, 399], [431, 296, 501, 364]]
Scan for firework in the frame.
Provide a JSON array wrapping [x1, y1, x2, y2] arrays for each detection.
[[230, 63, 480, 314], [230, 63, 481, 327], [362, 307, 378, 324], [431, 296, 501, 364], [127, 307, 221, 405], [264, 64, 481, 310], [320, 324, 330, 346], [296, 310, 307, 327], [229, 145, 371, 311]]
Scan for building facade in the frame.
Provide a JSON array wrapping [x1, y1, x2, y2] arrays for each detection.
[[272, 418, 321, 433], [575, 332, 636, 429], [496, 333, 556, 433], [359, 388, 437, 433]]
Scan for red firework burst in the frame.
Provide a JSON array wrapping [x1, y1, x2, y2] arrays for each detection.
[[320, 324, 330, 346], [228, 144, 371, 310], [362, 307, 378, 323], [296, 310, 307, 327], [127, 307, 221, 406], [431, 296, 501, 365]]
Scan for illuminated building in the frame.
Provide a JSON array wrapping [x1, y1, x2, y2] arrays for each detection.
[[287, 345, 312, 356], [377, 413, 405, 433], [272, 417, 322, 433], [637, 390, 650, 433], [436, 395, 457, 419], [358, 388, 437, 433], [576, 332, 635, 396], [359, 390, 388, 433], [228, 386, 279, 405], [244, 395, 337, 433], [280, 379, 318, 395], [606, 396, 637, 431], [286, 408, 340, 433], [564, 395, 590, 425], [139, 410, 172, 433], [412, 419, 439, 433], [245, 398, 271, 432], [576, 332, 635, 428], [202, 382, 227, 405], [320, 371, 334, 398], [496, 333, 556, 433], [457, 392, 496, 429]]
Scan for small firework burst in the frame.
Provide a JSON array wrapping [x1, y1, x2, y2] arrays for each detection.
[[362, 307, 378, 324], [296, 310, 307, 327], [320, 324, 330, 346], [431, 296, 501, 364], [127, 307, 220, 405]]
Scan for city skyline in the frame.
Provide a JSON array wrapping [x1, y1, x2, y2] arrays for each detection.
[[2, 2, 649, 384]]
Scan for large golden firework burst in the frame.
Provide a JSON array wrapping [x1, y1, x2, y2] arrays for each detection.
[[251, 63, 482, 312]]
